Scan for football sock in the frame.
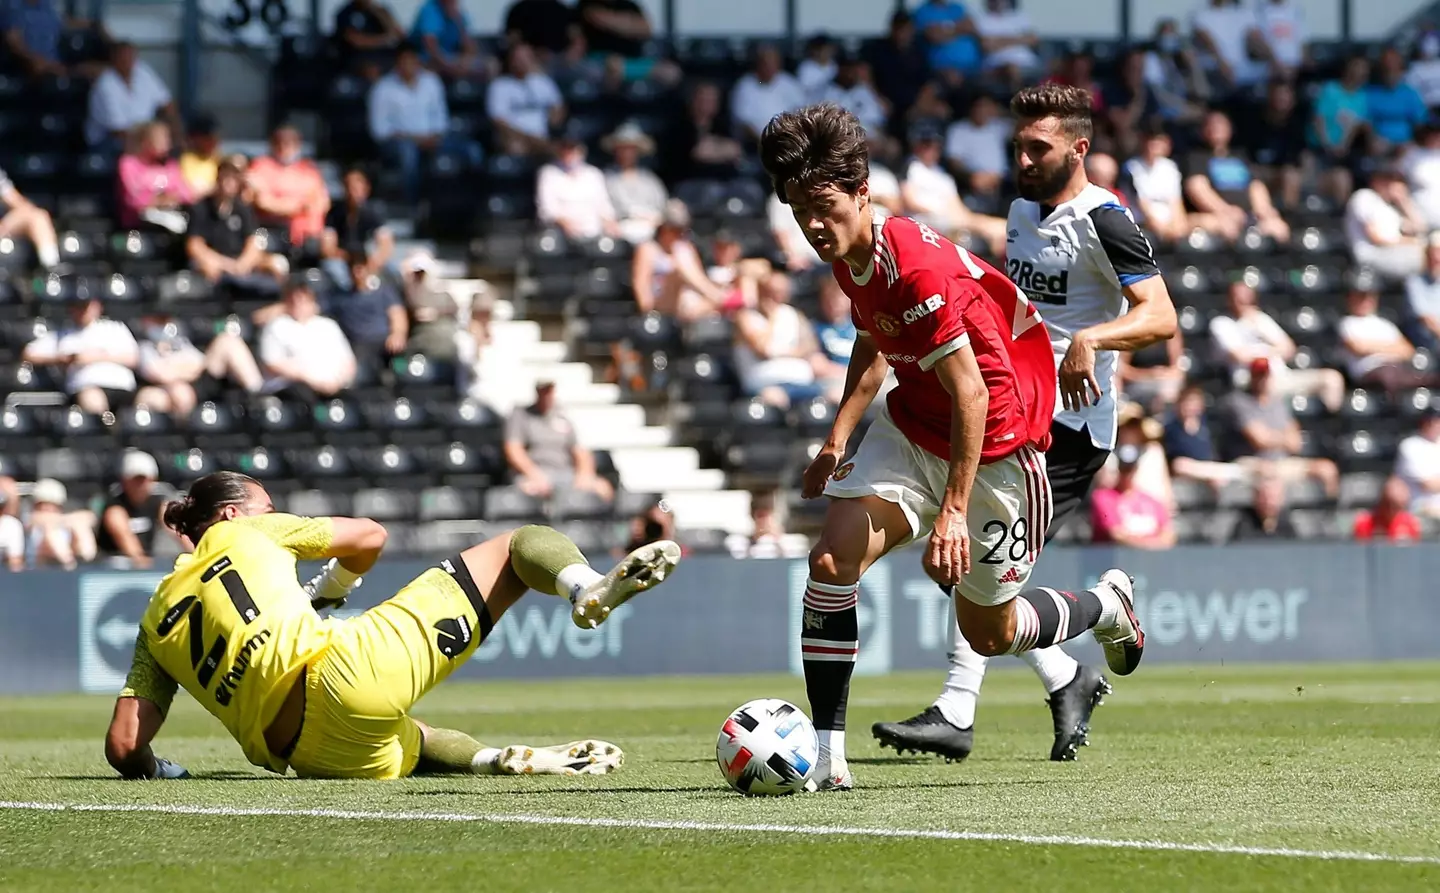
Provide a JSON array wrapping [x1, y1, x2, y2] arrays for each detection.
[[1020, 646, 1081, 694], [416, 727, 500, 775], [509, 525, 598, 598], [801, 577, 859, 762], [933, 603, 986, 729], [1005, 587, 1105, 654]]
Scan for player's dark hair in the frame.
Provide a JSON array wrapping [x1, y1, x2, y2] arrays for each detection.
[[1010, 84, 1094, 142], [163, 471, 261, 543], [759, 103, 870, 204]]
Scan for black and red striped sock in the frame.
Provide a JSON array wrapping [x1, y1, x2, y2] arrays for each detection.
[[1006, 587, 1104, 653], [800, 578, 859, 739]]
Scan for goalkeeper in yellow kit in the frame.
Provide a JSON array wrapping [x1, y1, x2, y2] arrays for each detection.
[[103, 471, 681, 780]]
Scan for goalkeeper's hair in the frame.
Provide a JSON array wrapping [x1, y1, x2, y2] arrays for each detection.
[[163, 471, 262, 543]]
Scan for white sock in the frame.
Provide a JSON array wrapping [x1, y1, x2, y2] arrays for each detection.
[[818, 729, 846, 765], [37, 243, 60, 268], [1021, 646, 1080, 694], [933, 603, 986, 729], [470, 746, 503, 775], [555, 563, 602, 601], [1094, 583, 1121, 629]]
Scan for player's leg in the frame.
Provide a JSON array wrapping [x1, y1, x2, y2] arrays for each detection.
[[411, 720, 624, 777]]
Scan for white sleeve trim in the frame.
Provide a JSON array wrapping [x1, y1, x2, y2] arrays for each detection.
[[918, 333, 970, 371]]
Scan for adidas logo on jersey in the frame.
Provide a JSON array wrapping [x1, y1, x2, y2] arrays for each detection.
[[1006, 259, 1069, 302], [902, 294, 946, 324]]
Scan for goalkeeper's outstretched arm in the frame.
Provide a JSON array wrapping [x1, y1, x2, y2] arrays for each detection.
[[106, 636, 187, 779]]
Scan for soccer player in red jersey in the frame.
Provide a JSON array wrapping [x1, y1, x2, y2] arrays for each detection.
[[759, 104, 1145, 791]]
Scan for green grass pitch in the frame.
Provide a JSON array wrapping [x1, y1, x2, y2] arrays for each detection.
[[2, 663, 1438, 892]]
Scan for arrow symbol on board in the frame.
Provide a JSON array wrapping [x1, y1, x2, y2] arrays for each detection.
[[97, 617, 139, 651]]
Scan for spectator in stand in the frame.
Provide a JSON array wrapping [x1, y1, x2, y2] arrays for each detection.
[[1163, 384, 1248, 486], [1253, 0, 1307, 81], [622, 499, 676, 558], [603, 122, 667, 244], [1230, 472, 1299, 541], [505, 379, 614, 501], [905, 81, 954, 132], [320, 251, 407, 379], [398, 251, 469, 373], [734, 271, 834, 409], [912, 0, 981, 81], [1183, 109, 1291, 243], [1143, 18, 1210, 118], [247, 124, 330, 253], [1368, 48, 1428, 154], [1408, 32, 1440, 110], [1086, 152, 1125, 206], [702, 230, 756, 309], [369, 43, 481, 205], [504, 0, 576, 61], [322, 167, 395, 289], [1242, 78, 1307, 211], [1209, 280, 1345, 411], [1345, 167, 1427, 281], [665, 80, 742, 182], [1043, 51, 1105, 114], [1225, 356, 1340, 494], [867, 161, 905, 215], [410, 0, 486, 80], [576, 0, 667, 83], [0, 489, 21, 569], [727, 490, 807, 559], [1403, 122, 1440, 229], [135, 311, 264, 414], [258, 280, 357, 401], [1311, 56, 1371, 202], [1, 0, 105, 82], [333, 0, 405, 78], [1090, 444, 1175, 549], [944, 94, 1009, 214], [186, 157, 288, 292], [537, 133, 617, 242], [1104, 50, 1161, 159], [796, 34, 837, 102], [1116, 404, 1175, 509], [822, 55, 890, 148], [85, 42, 179, 154], [768, 190, 822, 273], [25, 479, 96, 570], [116, 121, 191, 233], [1403, 234, 1440, 353], [23, 296, 155, 415], [0, 162, 59, 269], [813, 276, 855, 394], [971, 0, 1039, 87], [730, 44, 805, 146], [178, 114, 223, 198], [1128, 124, 1239, 243], [867, 10, 929, 130], [902, 124, 1007, 255], [1337, 282, 1440, 395], [1353, 475, 1423, 542], [1190, 0, 1267, 99], [486, 42, 565, 158], [95, 450, 167, 568], [632, 200, 730, 322], [1396, 409, 1440, 518], [1118, 332, 1185, 413]]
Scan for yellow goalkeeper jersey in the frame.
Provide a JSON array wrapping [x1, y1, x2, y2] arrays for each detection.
[[120, 513, 339, 773]]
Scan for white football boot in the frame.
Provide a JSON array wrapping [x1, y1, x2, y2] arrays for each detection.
[[1091, 569, 1146, 676], [571, 540, 682, 629], [804, 754, 854, 792], [494, 740, 625, 776]]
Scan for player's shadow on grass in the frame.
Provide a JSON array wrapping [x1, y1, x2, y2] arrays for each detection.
[[41, 771, 270, 781], [658, 756, 966, 767], [408, 785, 720, 796]]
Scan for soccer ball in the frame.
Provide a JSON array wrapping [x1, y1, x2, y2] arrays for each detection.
[[715, 698, 819, 796]]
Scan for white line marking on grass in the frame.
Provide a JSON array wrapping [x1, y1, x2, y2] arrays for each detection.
[[2, 800, 1437, 866]]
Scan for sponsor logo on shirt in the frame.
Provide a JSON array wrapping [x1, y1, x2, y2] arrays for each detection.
[[1006, 228, 1019, 243], [1006, 258, 1069, 304], [884, 353, 918, 364], [832, 462, 855, 481], [902, 294, 946, 324], [872, 311, 902, 337]]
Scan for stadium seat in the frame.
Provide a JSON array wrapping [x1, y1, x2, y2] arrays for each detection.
[[232, 446, 288, 481], [353, 487, 419, 521], [283, 488, 353, 517], [483, 485, 544, 521], [418, 485, 482, 521], [354, 443, 421, 478], [288, 444, 352, 481], [793, 397, 836, 438], [1285, 477, 1329, 509], [1394, 387, 1434, 419], [554, 488, 612, 520], [1171, 478, 1215, 511], [37, 447, 101, 481], [1338, 472, 1384, 509]]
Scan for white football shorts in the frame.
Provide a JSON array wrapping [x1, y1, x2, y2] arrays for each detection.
[[823, 403, 1053, 606]]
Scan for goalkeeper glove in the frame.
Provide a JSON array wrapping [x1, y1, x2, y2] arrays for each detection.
[[303, 558, 363, 611], [150, 757, 190, 779]]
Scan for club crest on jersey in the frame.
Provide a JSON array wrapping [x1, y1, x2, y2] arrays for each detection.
[[902, 294, 945, 324], [832, 462, 855, 481], [1046, 234, 1078, 261], [872, 311, 902, 337]]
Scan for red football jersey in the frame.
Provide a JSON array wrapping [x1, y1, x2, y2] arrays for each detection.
[[834, 215, 1056, 463]]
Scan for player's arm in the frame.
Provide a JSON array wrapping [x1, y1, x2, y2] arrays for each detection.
[[106, 634, 187, 780], [241, 513, 387, 608], [825, 328, 889, 451], [1079, 204, 1178, 352], [928, 345, 987, 584]]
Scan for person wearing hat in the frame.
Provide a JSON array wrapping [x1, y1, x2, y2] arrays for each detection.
[[602, 122, 667, 244], [537, 131, 619, 242], [901, 122, 1007, 255], [96, 451, 171, 568], [25, 479, 98, 570], [187, 155, 290, 291], [1344, 165, 1427, 280], [21, 294, 157, 416], [1337, 279, 1440, 396], [1088, 443, 1176, 550], [504, 379, 614, 502]]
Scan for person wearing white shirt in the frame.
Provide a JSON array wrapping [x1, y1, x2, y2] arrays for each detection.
[[795, 35, 837, 103], [1395, 411, 1440, 518], [536, 138, 618, 242], [768, 191, 821, 272], [820, 57, 888, 136], [1253, 0, 1306, 77], [85, 41, 179, 151], [971, 0, 1040, 84], [21, 297, 165, 415], [867, 162, 904, 216], [1190, 0, 1267, 93], [369, 44, 480, 203], [1406, 33, 1440, 109], [1402, 124, 1440, 228], [902, 126, 1006, 255], [486, 42, 566, 156], [1344, 169, 1427, 280], [1126, 126, 1239, 243], [1337, 285, 1440, 396], [258, 282, 357, 399], [943, 94, 1009, 207], [1208, 281, 1344, 410], [731, 45, 806, 142]]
